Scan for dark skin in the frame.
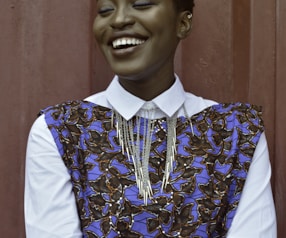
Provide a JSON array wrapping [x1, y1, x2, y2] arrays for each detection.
[[94, 0, 192, 100], [118, 56, 175, 101]]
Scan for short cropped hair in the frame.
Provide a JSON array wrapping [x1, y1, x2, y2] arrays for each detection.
[[174, 0, 195, 13]]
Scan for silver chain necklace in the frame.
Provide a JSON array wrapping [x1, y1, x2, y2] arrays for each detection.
[[111, 104, 193, 205]]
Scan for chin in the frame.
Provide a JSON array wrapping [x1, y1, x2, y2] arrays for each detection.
[[110, 64, 148, 79]]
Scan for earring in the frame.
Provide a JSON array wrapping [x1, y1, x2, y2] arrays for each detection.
[[187, 13, 192, 19]]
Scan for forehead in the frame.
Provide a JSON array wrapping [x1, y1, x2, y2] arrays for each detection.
[[96, 0, 179, 13], [96, 0, 175, 6]]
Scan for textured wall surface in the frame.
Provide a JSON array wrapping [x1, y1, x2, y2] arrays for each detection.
[[0, 0, 285, 237]]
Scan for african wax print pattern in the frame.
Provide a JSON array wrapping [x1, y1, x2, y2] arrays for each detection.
[[41, 101, 264, 238]]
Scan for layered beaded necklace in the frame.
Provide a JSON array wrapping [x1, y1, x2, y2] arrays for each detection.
[[111, 103, 192, 205]]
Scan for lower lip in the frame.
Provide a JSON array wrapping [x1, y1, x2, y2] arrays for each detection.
[[111, 43, 144, 57]]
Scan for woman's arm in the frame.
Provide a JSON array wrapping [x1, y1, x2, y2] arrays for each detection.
[[24, 115, 82, 238], [227, 132, 277, 238]]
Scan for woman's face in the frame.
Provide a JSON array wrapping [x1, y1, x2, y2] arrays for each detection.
[[93, 0, 183, 81]]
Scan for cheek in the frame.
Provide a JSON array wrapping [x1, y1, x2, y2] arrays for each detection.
[[151, 19, 178, 42], [93, 19, 105, 42]]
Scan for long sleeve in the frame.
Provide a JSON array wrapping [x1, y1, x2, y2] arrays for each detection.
[[24, 115, 82, 238], [227, 132, 277, 238]]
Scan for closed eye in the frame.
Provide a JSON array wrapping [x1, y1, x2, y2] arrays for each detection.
[[132, 1, 155, 9], [98, 7, 114, 16]]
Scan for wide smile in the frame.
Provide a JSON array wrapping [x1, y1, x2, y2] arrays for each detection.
[[112, 37, 146, 50]]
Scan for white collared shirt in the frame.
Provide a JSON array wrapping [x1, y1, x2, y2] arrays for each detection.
[[25, 76, 277, 237]]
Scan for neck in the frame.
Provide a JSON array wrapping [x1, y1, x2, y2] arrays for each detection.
[[118, 68, 176, 101]]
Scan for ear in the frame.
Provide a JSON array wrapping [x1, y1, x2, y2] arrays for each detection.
[[177, 11, 192, 39]]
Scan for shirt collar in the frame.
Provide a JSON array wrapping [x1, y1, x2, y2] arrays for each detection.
[[105, 75, 187, 120]]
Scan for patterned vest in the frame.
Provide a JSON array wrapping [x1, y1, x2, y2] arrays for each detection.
[[41, 101, 264, 238]]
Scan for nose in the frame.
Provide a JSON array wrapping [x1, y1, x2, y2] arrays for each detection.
[[110, 7, 135, 29]]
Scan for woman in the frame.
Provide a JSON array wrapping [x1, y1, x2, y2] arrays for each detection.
[[25, 0, 277, 237]]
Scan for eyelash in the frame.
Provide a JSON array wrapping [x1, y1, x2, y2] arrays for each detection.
[[97, 1, 154, 15], [98, 7, 114, 15], [132, 2, 154, 9]]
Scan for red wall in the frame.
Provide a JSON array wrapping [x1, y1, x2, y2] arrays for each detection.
[[0, 0, 285, 236]]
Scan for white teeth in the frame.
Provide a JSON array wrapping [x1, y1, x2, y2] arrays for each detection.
[[112, 37, 145, 49]]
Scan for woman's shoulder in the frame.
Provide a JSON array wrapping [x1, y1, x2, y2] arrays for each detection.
[[38, 99, 112, 128], [39, 89, 109, 117], [208, 102, 263, 125], [39, 100, 89, 116], [184, 93, 263, 129], [185, 92, 262, 116], [210, 102, 262, 114], [194, 101, 264, 133]]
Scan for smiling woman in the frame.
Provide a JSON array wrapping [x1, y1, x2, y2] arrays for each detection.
[[24, 0, 277, 237], [93, 0, 190, 100]]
